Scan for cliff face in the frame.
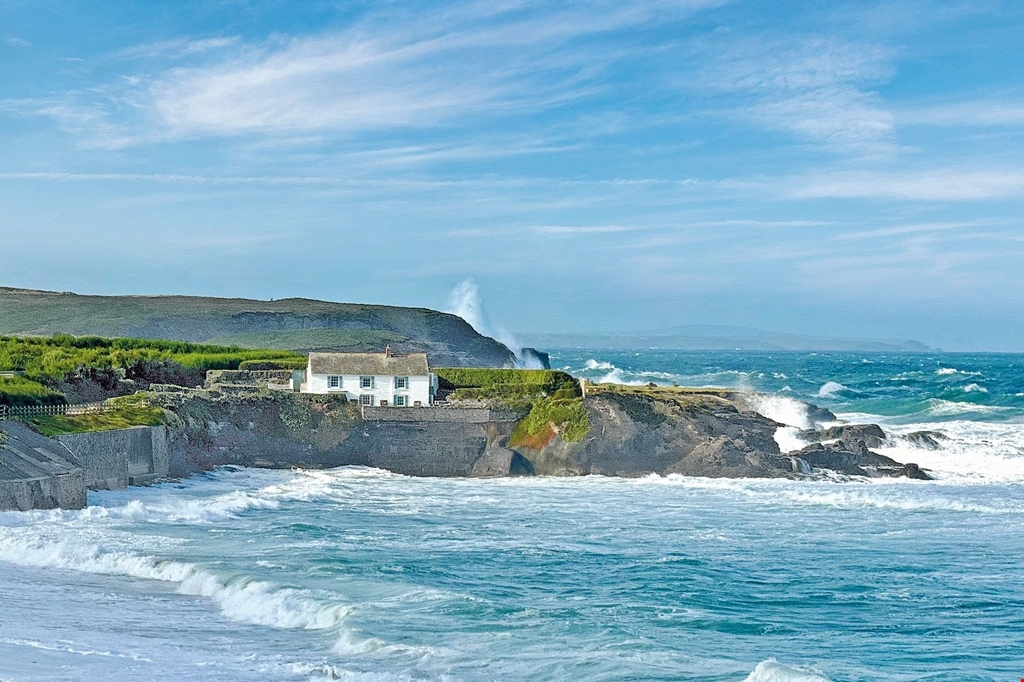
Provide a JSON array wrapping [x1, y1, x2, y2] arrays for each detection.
[[1, 382, 930, 511], [0, 287, 515, 367], [513, 391, 797, 477], [513, 389, 929, 480], [152, 388, 521, 478], [150, 386, 927, 481]]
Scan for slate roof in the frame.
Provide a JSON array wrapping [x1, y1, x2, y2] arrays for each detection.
[[308, 352, 430, 376]]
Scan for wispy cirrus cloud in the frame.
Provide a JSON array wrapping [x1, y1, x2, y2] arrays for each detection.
[[898, 99, 1024, 127], [114, 36, 240, 60], [787, 168, 1024, 200], [692, 35, 897, 153], [126, 1, 725, 141]]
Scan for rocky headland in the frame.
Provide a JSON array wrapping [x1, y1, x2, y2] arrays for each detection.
[[146, 376, 930, 481], [1, 373, 933, 511]]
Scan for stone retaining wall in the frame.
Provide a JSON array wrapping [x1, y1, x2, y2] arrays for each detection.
[[56, 426, 169, 489], [362, 406, 518, 423], [0, 421, 86, 511]]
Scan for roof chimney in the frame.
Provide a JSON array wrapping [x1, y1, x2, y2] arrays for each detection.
[[385, 344, 392, 357]]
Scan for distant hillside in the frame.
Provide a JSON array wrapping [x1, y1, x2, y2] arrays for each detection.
[[520, 325, 935, 352], [0, 287, 515, 367]]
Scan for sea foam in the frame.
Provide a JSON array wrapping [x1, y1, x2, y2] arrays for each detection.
[[816, 381, 848, 398], [743, 659, 832, 682], [0, 533, 351, 633]]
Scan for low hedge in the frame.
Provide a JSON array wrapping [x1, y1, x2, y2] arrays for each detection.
[[436, 368, 580, 396], [238, 358, 309, 371]]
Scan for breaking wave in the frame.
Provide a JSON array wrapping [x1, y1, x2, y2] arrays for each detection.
[[749, 394, 814, 429], [0, 533, 351, 632], [743, 659, 832, 682]]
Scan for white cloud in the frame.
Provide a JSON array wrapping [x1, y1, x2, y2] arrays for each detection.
[[693, 34, 896, 153], [29, 1, 724, 145], [899, 100, 1024, 127], [788, 169, 1024, 200], [115, 36, 240, 59], [5, 36, 31, 47]]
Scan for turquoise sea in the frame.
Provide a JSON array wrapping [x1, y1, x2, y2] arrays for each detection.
[[2, 351, 1023, 681]]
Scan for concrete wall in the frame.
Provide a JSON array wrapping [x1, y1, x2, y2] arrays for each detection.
[[354, 420, 491, 477], [363, 406, 517, 423], [0, 421, 87, 511], [56, 426, 169, 490]]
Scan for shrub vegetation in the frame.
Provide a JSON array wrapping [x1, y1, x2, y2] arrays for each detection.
[[0, 334, 306, 409]]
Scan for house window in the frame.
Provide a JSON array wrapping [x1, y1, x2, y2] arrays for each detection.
[[394, 395, 407, 407], [328, 375, 341, 389], [360, 376, 374, 389], [360, 394, 373, 406], [394, 376, 409, 389]]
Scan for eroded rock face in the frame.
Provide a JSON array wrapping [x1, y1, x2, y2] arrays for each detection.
[[511, 391, 931, 480], [149, 386, 933, 481], [513, 392, 792, 478]]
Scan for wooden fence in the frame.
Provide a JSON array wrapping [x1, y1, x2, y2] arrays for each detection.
[[0, 401, 112, 421]]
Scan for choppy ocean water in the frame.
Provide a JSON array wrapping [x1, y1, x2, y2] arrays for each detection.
[[2, 351, 1023, 681]]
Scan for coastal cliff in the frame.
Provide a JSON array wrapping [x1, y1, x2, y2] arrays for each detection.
[[1, 380, 930, 510], [147, 382, 927, 481]]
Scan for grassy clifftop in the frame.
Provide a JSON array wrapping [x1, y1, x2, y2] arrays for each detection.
[[0, 287, 515, 367]]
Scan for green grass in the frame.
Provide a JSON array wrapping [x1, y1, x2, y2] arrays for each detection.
[[0, 287, 516, 368], [587, 382, 735, 407], [0, 375, 67, 407], [19, 396, 166, 436]]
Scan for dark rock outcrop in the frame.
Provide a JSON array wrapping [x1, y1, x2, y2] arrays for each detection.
[[512, 391, 794, 478], [903, 430, 948, 450], [510, 389, 930, 480], [798, 423, 887, 449], [791, 439, 931, 480], [517, 348, 551, 369]]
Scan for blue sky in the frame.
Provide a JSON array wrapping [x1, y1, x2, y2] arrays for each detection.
[[2, 1, 1024, 350]]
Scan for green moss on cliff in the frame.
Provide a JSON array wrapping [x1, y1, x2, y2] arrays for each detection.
[[509, 396, 589, 447]]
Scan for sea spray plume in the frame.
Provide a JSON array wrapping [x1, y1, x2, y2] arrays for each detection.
[[445, 279, 543, 368], [446, 279, 487, 335]]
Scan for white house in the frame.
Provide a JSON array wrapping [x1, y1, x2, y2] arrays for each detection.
[[303, 347, 437, 407]]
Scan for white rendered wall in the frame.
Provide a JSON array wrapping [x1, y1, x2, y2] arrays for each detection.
[[305, 371, 433, 406]]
